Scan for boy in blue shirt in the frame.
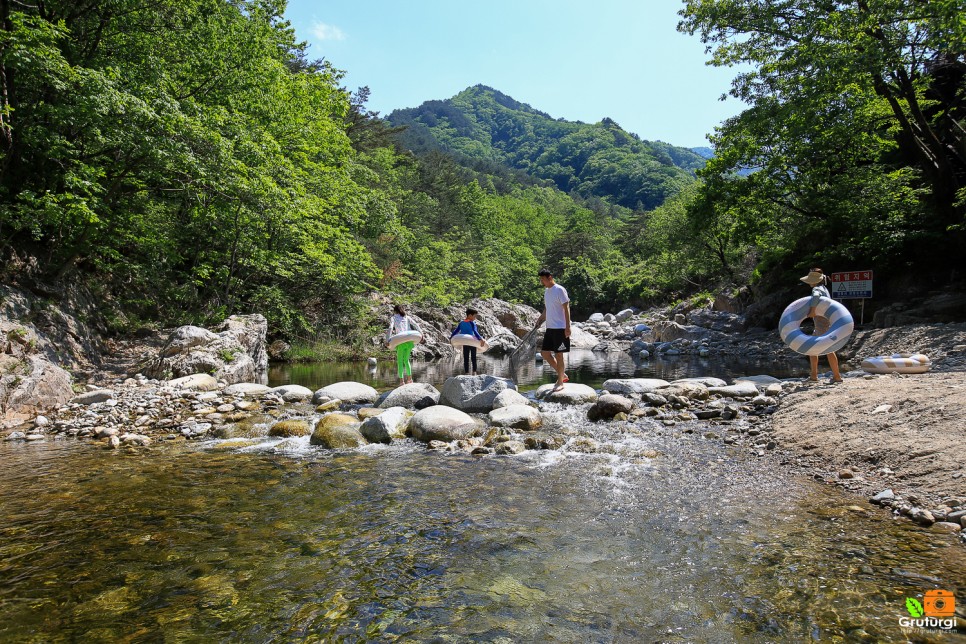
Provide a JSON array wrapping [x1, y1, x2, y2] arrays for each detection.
[[451, 307, 487, 375]]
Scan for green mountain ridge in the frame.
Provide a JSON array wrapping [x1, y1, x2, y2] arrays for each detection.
[[387, 85, 706, 211]]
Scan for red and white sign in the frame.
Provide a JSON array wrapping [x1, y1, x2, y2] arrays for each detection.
[[830, 270, 873, 299]]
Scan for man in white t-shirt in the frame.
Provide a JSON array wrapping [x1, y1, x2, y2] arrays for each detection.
[[533, 268, 571, 390]]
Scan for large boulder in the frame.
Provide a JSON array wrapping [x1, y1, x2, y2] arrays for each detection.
[[672, 377, 727, 388], [687, 309, 746, 333], [315, 381, 379, 405], [535, 383, 598, 404], [651, 321, 715, 343], [376, 383, 440, 409], [492, 389, 530, 409], [734, 375, 782, 388], [488, 404, 542, 431], [144, 315, 268, 385], [310, 413, 366, 448], [587, 394, 634, 421], [409, 406, 479, 443], [660, 382, 710, 401], [268, 419, 312, 438], [708, 381, 760, 399], [481, 329, 520, 357], [602, 378, 669, 396], [214, 314, 268, 376], [360, 407, 412, 443], [271, 384, 314, 402], [439, 375, 516, 413], [0, 354, 73, 428], [223, 382, 272, 397], [168, 373, 220, 391]]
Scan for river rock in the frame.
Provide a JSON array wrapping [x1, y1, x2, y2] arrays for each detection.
[[587, 394, 634, 421], [223, 383, 272, 397], [70, 389, 115, 405], [439, 375, 516, 413], [271, 385, 313, 402], [615, 308, 634, 322], [734, 375, 782, 387], [356, 407, 383, 420], [492, 389, 530, 409], [214, 314, 268, 377], [672, 377, 727, 388], [661, 382, 710, 401], [213, 414, 272, 439], [144, 316, 265, 384], [268, 419, 312, 438], [377, 383, 440, 409], [535, 383, 598, 404], [601, 378, 669, 395], [0, 347, 74, 428], [588, 313, 605, 323], [311, 423, 366, 449], [708, 381, 760, 398], [120, 433, 151, 446], [488, 404, 542, 431], [315, 381, 379, 405], [495, 440, 526, 455], [360, 407, 412, 443], [168, 374, 220, 391], [310, 414, 365, 447], [409, 405, 478, 443]]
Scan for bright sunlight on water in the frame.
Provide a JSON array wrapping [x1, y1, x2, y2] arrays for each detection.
[[1, 391, 963, 641]]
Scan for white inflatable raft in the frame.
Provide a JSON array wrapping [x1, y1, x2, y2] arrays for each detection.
[[861, 353, 931, 374], [387, 330, 421, 350], [450, 333, 488, 352]]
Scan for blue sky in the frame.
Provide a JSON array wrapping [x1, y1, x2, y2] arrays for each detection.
[[283, 1, 748, 149]]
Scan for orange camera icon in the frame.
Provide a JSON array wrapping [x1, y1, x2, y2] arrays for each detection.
[[924, 589, 956, 618]]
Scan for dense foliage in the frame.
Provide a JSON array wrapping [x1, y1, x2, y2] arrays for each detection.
[[388, 86, 707, 211], [0, 0, 649, 346], [677, 0, 966, 290], [1, 0, 962, 353]]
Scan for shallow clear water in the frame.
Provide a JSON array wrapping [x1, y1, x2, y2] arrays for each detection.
[[269, 349, 809, 392], [1, 405, 963, 642]]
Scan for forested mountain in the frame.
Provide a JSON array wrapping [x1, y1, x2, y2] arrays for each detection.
[[388, 86, 706, 211]]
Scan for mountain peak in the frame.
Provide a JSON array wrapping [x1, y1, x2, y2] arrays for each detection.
[[387, 87, 707, 211]]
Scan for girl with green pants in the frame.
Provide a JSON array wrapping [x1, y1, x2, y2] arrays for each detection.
[[387, 304, 422, 384]]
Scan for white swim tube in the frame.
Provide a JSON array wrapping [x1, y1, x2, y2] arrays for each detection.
[[387, 330, 422, 350], [861, 353, 931, 374], [450, 334, 488, 352], [779, 296, 854, 356]]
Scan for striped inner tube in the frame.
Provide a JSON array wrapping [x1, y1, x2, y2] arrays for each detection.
[[861, 353, 931, 374], [779, 296, 854, 356]]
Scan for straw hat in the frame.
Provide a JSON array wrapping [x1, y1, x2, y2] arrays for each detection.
[[800, 270, 825, 285]]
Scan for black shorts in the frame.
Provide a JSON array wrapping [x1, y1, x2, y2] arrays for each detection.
[[541, 328, 571, 353]]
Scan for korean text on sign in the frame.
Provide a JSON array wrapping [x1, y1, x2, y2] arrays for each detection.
[[830, 270, 873, 300]]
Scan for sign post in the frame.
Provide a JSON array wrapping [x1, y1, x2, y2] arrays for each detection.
[[830, 270, 873, 325]]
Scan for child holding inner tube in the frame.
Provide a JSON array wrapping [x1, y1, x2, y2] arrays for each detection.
[[387, 304, 422, 385], [801, 268, 843, 383], [450, 307, 487, 375]]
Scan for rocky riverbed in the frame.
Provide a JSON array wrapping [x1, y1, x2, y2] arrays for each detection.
[[3, 286, 965, 547], [6, 360, 965, 546]]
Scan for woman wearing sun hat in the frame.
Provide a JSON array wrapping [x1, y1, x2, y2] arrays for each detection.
[[801, 268, 843, 383]]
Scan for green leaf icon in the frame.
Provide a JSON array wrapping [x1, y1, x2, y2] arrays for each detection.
[[906, 598, 925, 617]]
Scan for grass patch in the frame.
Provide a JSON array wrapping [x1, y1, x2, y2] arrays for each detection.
[[284, 323, 385, 363], [285, 339, 370, 363]]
